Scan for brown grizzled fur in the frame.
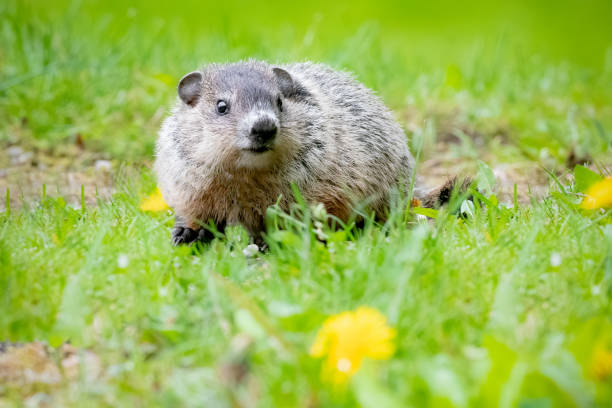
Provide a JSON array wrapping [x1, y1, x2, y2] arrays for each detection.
[[155, 60, 467, 246], [420, 177, 473, 209]]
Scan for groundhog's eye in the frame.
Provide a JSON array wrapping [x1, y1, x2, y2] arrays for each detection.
[[277, 96, 283, 112], [216, 100, 229, 115]]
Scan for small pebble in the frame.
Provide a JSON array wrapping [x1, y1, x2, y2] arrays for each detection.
[[94, 160, 112, 172], [7, 146, 23, 157], [13, 151, 33, 165]]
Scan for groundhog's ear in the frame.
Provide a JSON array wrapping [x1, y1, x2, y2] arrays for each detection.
[[178, 71, 202, 106], [272, 68, 295, 97]]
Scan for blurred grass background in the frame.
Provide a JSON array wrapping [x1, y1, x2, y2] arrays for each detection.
[[1, 0, 611, 162]]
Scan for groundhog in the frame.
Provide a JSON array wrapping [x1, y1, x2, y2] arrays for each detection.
[[155, 60, 462, 246]]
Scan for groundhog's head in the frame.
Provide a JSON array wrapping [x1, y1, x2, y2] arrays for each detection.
[[174, 61, 308, 170]]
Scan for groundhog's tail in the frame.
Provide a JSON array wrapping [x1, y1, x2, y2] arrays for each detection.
[[416, 177, 473, 209]]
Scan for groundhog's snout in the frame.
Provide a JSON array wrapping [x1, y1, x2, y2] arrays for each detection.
[[248, 117, 278, 153]]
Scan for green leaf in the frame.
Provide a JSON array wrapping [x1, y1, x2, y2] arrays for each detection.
[[267, 301, 303, 318], [352, 362, 403, 408], [477, 336, 518, 407], [268, 230, 301, 247], [234, 309, 266, 339], [51, 273, 89, 343], [420, 355, 468, 407], [327, 230, 348, 243], [569, 317, 612, 371], [488, 273, 521, 331], [460, 199, 475, 217], [573, 165, 603, 193], [539, 349, 594, 407], [477, 161, 497, 196], [277, 308, 326, 332], [413, 206, 438, 219]]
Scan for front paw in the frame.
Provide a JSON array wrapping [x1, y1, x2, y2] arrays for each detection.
[[172, 226, 215, 246], [171, 226, 199, 245]]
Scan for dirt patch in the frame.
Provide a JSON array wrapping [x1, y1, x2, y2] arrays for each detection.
[[0, 342, 101, 396], [400, 107, 590, 204], [418, 141, 552, 205], [0, 146, 115, 211], [0, 135, 579, 212]]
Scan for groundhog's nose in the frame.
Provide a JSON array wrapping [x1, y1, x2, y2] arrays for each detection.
[[250, 118, 278, 146]]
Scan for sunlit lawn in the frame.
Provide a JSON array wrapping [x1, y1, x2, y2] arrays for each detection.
[[1, 0, 612, 406]]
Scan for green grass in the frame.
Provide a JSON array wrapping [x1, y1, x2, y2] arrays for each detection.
[[2, 173, 612, 406], [1, 0, 612, 406]]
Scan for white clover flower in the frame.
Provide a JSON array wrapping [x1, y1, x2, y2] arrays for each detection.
[[243, 244, 260, 257], [550, 252, 562, 267], [311, 203, 327, 221], [117, 254, 129, 269]]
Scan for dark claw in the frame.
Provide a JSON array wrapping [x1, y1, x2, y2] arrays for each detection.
[[171, 226, 199, 246], [172, 226, 217, 246], [253, 236, 269, 252]]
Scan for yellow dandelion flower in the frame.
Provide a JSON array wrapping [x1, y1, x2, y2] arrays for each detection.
[[591, 345, 612, 380], [139, 187, 170, 212], [310, 306, 396, 384], [581, 177, 612, 210]]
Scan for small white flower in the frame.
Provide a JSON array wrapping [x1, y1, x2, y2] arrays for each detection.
[[337, 358, 352, 373], [311, 203, 327, 221], [314, 221, 328, 241], [550, 252, 562, 267], [117, 254, 129, 269], [591, 285, 601, 296], [243, 244, 260, 257], [315, 227, 328, 241]]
